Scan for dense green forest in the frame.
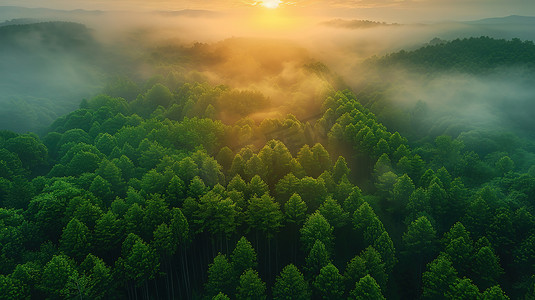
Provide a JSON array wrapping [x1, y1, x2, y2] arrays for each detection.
[[1, 29, 535, 299], [372, 36, 535, 73]]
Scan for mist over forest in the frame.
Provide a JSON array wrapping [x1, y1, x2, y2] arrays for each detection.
[[1, 3, 535, 300], [2, 6, 535, 133]]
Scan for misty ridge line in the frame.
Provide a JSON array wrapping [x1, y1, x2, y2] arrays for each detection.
[[320, 19, 400, 29]]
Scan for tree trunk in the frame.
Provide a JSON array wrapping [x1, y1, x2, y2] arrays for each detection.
[[154, 277, 160, 300], [268, 237, 272, 280]]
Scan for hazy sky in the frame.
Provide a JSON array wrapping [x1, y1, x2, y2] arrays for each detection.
[[2, 0, 535, 22]]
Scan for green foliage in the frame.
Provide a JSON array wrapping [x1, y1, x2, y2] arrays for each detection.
[[332, 156, 350, 183], [345, 255, 367, 291], [473, 246, 504, 290], [2, 72, 535, 300], [246, 194, 283, 239], [5, 134, 48, 171], [212, 293, 230, 300], [123, 240, 160, 287], [304, 240, 331, 279], [196, 191, 238, 238], [482, 285, 510, 300], [272, 264, 310, 300], [205, 253, 234, 298], [300, 211, 334, 254], [349, 274, 386, 300], [231, 237, 257, 277], [80, 254, 113, 299], [447, 278, 480, 300], [59, 218, 91, 262], [318, 196, 349, 228], [313, 263, 344, 300], [361, 246, 388, 290], [403, 216, 437, 261], [236, 269, 266, 300], [353, 202, 386, 244], [390, 174, 414, 213], [284, 193, 307, 225], [247, 175, 269, 198], [40, 255, 79, 298], [422, 255, 458, 300], [375, 36, 535, 73], [373, 231, 397, 274], [0, 274, 29, 300]]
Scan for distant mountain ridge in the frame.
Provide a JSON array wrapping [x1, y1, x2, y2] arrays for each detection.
[[465, 15, 535, 25], [0, 18, 41, 26], [321, 19, 399, 29], [156, 9, 218, 17], [0, 6, 104, 23]]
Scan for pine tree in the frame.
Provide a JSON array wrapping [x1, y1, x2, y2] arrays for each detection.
[[272, 264, 310, 300], [332, 156, 350, 183], [482, 285, 510, 300], [422, 255, 458, 300], [349, 274, 386, 300], [59, 218, 91, 262], [446, 278, 480, 300], [300, 211, 334, 253], [313, 263, 344, 300], [247, 175, 269, 198], [40, 255, 79, 298], [353, 202, 385, 244], [373, 231, 397, 274], [344, 186, 364, 215], [305, 240, 331, 279], [231, 237, 257, 277], [284, 193, 307, 225], [345, 255, 367, 291], [236, 269, 266, 300], [205, 253, 234, 298], [246, 194, 283, 239], [361, 246, 388, 290], [390, 174, 414, 214], [319, 196, 349, 228], [403, 216, 437, 263], [472, 246, 504, 290]]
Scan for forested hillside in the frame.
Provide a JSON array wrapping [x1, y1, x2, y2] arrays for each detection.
[[355, 37, 535, 141], [0, 22, 129, 133], [1, 56, 535, 299], [371, 36, 535, 73]]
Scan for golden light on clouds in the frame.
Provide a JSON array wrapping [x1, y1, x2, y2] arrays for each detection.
[[260, 0, 282, 9]]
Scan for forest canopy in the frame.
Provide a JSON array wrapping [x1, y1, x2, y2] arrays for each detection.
[[0, 17, 535, 300]]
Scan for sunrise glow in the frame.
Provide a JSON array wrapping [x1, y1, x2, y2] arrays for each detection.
[[2, 0, 535, 299], [260, 0, 282, 9]]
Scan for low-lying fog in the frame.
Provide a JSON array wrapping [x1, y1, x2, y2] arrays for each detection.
[[1, 5, 534, 137]]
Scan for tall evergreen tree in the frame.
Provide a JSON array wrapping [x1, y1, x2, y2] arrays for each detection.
[[300, 211, 334, 254], [313, 263, 345, 300], [59, 218, 91, 262], [304, 240, 331, 279], [349, 274, 386, 300], [231, 237, 257, 278], [422, 255, 458, 300], [236, 269, 266, 300], [205, 253, 234, 298], [272, 264, 310, 300]]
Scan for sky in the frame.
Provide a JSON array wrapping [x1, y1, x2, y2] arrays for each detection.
[[2, 0, 535, 23]]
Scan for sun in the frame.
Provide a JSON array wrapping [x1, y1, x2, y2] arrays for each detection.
[[260, 0, 282, 9]]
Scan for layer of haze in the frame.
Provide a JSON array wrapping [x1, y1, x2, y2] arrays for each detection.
[[1, 3, 534, 136], [3, 0, 535, 22]]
